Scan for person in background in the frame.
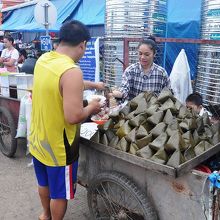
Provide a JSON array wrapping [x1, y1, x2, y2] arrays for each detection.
[[0, 36, 4, 56], [0, 36, 19, 72], [29, 20, 102, 220], [185, 92, 209, 116], [52, 38, 59, 50], [207, 104, 220, 124], [111, 36, 170, 100], [18, 48, 27, 64]]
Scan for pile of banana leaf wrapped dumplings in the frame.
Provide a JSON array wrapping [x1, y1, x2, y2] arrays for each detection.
[[90, 89, 220, 168]]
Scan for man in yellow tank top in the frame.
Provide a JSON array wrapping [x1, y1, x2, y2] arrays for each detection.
[[29, 20, 102, 220]]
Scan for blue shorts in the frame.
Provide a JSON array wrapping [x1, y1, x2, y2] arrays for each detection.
[[33, 157, 78, 200]]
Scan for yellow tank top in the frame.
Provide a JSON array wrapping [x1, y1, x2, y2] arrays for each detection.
[[29, 51, 80, 166]]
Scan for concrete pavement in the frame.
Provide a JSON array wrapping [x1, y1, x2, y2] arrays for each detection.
[[0, 139, 90, 220]]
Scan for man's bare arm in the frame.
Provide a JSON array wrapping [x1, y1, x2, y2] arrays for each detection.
[[60, 68, 101, 124]]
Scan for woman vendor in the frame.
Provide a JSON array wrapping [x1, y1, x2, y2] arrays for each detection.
[[112, 37, 171, 100]]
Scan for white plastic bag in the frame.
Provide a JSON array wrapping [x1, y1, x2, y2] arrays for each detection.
[[15, 95, 28, 138], [170, 49, 193, 103]]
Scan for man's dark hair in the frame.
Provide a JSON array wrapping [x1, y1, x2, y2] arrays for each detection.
[[185, 93, 203, 106], [4, 36, 14, 44], [59, 20, 91, 46]]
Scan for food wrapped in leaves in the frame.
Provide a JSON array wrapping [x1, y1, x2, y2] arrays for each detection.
[[184, 147, 196, 161], [163, 109, 174, 125], [196, 117, 205, 135], [204, 126, 213, 139], [125, 111, 136, 120], [150, 122, 167, 137], [134, 99, 148, 115], [118, 137, 129, 152], [149, 132, 168, 151], [182, 131, 195, 147], [148, 95, 158, 105], [165, 131, 187, 152], [147, 111, 164, 125], [109, 109, 120, 120], [203, 112, 211, 126], [116, 120, 131, 138], [179, 118, 197, 131], [136, 145, 154, 159], [157, 88, 175, 103], [212, 132, 220, 146], [114, 119, 125, 129], [129, 114, 146, 127], [145, 104, 159, 116], [90, 130, 100, 143], [119, 105, 131, 117], [194, 141, 213, 156], [166, 119, 182, 136], [130, 93, 145, 110], [167, 150, 185, 167], [125, 128, 136, 143], [109, 136, 119, 148], [150, 148, 168, 164], [159, 98, 177, 113], [211, 122, 220, 133], [193, 130, 201, 146], [145, 92, 155, 102], [175, 100, 182, 111], [105, 130, 116, 142], [178, 105, 191, 119], [100, 133, 109, 145], [136, 134, 152, 149], [136, 125, 148, 139], [129, 143, 139, 155]]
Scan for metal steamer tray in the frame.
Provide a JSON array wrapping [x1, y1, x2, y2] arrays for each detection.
[[81, 137, 220, 178]]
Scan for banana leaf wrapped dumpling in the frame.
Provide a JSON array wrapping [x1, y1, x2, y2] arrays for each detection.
[[184, 146, 196, 161], [149, 132, 168, 151], [129, 143, 139, 155], [166, 150, 185, 167], [116, 120, 131, 138], [159, 98, 177, 113], [157, 88, 175, 103], [182, 131, 195, 148], [90, 130, 101, 143], [119, 105, 131, 117], [147, 111, 164, 125], [150, 148, 168, 164], [114, 119, 125, 129], [134, 99, 148, 115], [196, 117, 205, 135], [163, 109, 174, 125], [136, 145, 154, 159], [116, 137, 129, 152], [194, 141, 213, 156], [109, 136, 119, 148], [100, 133, 109, 145], [129, 113, 146, 127], [165, 131, 187, 152], [136, 125, 148, 139], [125, 111, 136, 120], [166, 118, 182, 136], [178, 105, 191, 119], [130, 93, 145, 110], [150, 122, 167, 137], [136, 134, 152, 149], [179, 118, 197, 131], [145, 104, 159, 116], [125, 128, 136, 143]]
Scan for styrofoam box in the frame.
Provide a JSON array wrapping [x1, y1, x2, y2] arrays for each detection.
[[16, 73, 33, 99], [0, 73, 17, 97]]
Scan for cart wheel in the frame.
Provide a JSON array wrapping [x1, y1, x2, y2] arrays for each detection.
[[0, 107, 17, 157], [87, 171, 157, 220]]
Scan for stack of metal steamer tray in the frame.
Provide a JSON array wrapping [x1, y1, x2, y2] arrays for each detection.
[[195, 0, 220, 105], [103, 0, 168, 87]]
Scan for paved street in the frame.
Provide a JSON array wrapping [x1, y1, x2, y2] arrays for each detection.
[[0, 139, 90, 220]]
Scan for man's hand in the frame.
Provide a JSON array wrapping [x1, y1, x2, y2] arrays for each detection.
[[95, 82, 105, 90], [88, 98, 102, 115]]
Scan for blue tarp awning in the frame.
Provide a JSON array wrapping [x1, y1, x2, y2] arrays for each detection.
[[1, 4, 35, 30], [1, 0, 105, 32]]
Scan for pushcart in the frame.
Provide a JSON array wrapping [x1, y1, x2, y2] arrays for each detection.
[[0, 95, 20, 157], [78, 137, 220, 220]]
